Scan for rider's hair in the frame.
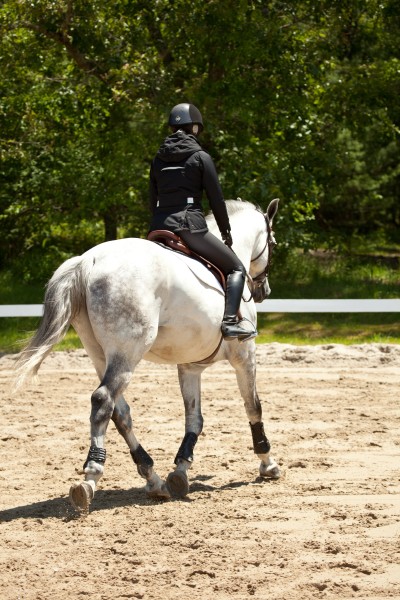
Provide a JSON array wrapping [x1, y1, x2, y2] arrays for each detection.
[[171, 124, 200, 136]]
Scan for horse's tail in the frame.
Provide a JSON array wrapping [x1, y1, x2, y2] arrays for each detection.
[[14, 255, 87, 388]]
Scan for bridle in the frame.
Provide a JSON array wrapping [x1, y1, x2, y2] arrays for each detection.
[[245, 211, 277, 302]]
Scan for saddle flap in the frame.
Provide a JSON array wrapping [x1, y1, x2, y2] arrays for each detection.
[[147, 230, 226, 290]]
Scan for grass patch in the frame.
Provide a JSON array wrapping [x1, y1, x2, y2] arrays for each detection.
[[0, 319, 83, 355], [256, 312, 400, 345]]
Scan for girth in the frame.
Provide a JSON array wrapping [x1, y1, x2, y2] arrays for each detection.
[[147, 230, 226, 290]]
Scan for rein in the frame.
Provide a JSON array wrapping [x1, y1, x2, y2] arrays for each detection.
[[244, 212, 276, 303]]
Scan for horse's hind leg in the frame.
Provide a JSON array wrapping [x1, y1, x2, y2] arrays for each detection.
[[112, 395, 170, 499], [166, 363, 205, 498], [70, 362, 170, 511], [70, 386, 170, 511], [229, 343, 280, 479], [69, 353, 133, 512]]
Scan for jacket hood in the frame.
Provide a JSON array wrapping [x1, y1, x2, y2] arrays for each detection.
[[156, 130, 202, 163]]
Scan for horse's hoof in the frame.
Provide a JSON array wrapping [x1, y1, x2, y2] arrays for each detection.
[[166, 470, 189, 498], [145, 482, 171, 500], [259, 460, 281, 479], [69, 482, 94, 513]]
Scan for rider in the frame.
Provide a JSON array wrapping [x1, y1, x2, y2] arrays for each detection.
[[149, 102, 257, 341]]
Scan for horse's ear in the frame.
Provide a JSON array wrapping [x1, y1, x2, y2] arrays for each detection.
[[265, 198, 280, 225]]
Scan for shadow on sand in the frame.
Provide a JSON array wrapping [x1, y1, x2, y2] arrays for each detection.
[[0, 476, 277, 522]]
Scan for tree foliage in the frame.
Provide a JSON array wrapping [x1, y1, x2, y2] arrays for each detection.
[[0, 0, 399, 281]]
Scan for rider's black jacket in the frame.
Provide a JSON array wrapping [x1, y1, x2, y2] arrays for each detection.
[[149, 130, 231, 235]]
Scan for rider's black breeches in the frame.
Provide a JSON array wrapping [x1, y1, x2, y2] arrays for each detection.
[[179, 230, 245, 277]]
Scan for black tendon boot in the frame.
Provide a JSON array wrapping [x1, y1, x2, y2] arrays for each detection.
[[221, 271, 257, 341]]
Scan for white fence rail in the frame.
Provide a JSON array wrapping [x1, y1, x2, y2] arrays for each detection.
[[0, 305, 44, 317], [1, 299, 399, 318], [256, 299, 400, 313]]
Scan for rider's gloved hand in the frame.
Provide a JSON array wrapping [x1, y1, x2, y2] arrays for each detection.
[[222, 231, 233, 248]]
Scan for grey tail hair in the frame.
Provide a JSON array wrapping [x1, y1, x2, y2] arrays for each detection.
[[14, 255, 87, 389]]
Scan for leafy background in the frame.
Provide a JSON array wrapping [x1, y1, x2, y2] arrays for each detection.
[[1, 1, 399, 281]]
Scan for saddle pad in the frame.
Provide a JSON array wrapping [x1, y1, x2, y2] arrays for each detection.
[[171, 251, 224, 295]]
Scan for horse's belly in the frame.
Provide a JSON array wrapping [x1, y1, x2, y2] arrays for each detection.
[[144, 323, 222, 364]]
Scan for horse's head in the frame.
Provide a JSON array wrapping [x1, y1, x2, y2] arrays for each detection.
[[249, 198, 279, 303]]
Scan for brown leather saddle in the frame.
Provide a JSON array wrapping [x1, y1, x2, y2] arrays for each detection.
[[147, 230, 226, 290]]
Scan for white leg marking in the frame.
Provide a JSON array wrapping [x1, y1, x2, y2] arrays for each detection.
[[259, 453, 281, 479]]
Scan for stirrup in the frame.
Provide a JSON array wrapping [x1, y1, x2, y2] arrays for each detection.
[[238, 330, 258, 342], [221, 319, 257, 342]]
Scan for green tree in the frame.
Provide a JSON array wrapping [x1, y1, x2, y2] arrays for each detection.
[[1, 0, 399, 282]]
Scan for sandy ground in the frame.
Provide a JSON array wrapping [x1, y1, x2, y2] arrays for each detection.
[[0, 343, 399, 600]]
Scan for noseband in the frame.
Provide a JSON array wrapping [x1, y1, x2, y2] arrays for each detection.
[[245, 212, 277, 302]]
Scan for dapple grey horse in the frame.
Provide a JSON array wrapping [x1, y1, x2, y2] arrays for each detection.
[[15, 198, 280, 512]]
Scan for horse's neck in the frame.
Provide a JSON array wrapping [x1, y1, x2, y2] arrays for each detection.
[[232, 213, 261, 268]]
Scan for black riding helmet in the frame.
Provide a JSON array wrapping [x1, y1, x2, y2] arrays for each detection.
[[168, 103, 204, 133]]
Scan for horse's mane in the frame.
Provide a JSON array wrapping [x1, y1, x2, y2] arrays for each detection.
[[206, 198, 258, 222]]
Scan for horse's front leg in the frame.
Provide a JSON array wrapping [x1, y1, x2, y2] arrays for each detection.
[[166, 363, 205, 498], [230, 342, 280, 479]]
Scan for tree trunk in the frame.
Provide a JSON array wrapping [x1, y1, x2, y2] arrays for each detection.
[[103, 209, 118, 241]]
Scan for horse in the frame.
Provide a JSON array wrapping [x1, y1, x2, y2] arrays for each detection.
[[14, 198, 281, 512]]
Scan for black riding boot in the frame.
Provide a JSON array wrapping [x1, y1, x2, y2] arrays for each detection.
[[221, 271, 258, 341]]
